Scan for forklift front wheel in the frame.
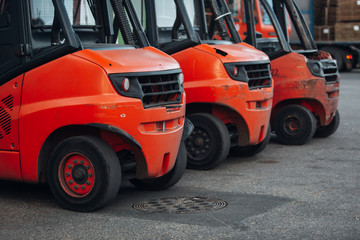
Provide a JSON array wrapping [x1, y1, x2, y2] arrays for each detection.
[[230, 125, 271, 157], [314, 110, 340, 138], [185, 113, 230, 170], [130, 141, 187, 190], [48, 136, 121, 212], [274, 105, 316, 145]]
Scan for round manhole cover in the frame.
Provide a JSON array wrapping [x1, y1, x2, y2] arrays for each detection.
[[132, 196, 227, 214]]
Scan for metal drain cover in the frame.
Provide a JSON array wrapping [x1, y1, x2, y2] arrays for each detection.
[[132, 196, 227, 214]]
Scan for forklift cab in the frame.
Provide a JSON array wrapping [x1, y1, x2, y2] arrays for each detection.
[[0, 0, 22, 79], [0, 0, 153, 83], [271, 0, 339, 81], [139, 0, 244, 53], [137, 0, 199, 54], [240, 0, 290, 58], [272, 0, 317, 52], [0, 0, 80, 83], [227, 0, 292, 39], [195, 0, 243, 45]]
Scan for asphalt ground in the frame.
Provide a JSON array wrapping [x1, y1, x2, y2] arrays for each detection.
[[0, 70, 359, 240]]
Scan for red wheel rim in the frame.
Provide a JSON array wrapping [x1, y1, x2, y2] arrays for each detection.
[[284, 117, 301, 135], [289, 120, 299, 131], [58, 153, 95, 198]]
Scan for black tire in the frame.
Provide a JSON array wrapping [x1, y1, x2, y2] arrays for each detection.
[[130, 141, 187, 191], [274, 105, 316, 145], [230, 125, 271, 157], [47, 136, 121, 212], [314, 110, 340, 138], [185, 113, 230, 170], [352, 51, 359, 69]]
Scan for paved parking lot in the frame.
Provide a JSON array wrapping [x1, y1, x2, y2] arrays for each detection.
[[0, 70, 359, 240]]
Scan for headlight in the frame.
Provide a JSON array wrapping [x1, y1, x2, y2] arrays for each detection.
[[307, 61, 323, 77], [108, 74, 142, 99], [178, 73, 184, 86], [122, 77, 130, 92], [224, 63, 247, 82]]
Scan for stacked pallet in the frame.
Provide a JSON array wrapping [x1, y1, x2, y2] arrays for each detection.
[[334, 23, 360, 41], [314, 0, 360, 42], [314, 0, 337, 26], [314, 0, 337, 41], [314, 26, 334, 41], [337, 0, 360, 22]]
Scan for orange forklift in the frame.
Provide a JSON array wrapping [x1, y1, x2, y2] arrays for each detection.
[[0, 0, 190, 211], [133, 0, 273, 170], [227, 0, 340, 145]]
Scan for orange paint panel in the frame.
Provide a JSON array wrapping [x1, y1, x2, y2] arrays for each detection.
[[194, 43, 269, 63], [73, 46, 180, 75], [173, 44, 273, 146], [271, 52, 339, 126], [0, 151, 21, 181], [17, 49, 185, 182]]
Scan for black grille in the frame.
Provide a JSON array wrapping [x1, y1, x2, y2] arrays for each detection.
[[224, 61, 272, 90], [138, 73, 182, 108], [244, 63, 272, 89], [0, 95, 13, 138], [1, 95, 13, 111], [109, 70, 183, 109], [321, 60, 339, 84], [0, 102, 11, 139]]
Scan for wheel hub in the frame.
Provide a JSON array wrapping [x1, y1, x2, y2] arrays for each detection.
[[185, 127, 212, 160], [59, 154, 95, 198], [285, 117, 301, 134], [72, 165, 88, 185], [194, 137, 204, 147], [289, 120, 299, 130]]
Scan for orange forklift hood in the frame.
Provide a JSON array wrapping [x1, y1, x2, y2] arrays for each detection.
[[194, 42, 269, 63], [72, 46, 181, 74]]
